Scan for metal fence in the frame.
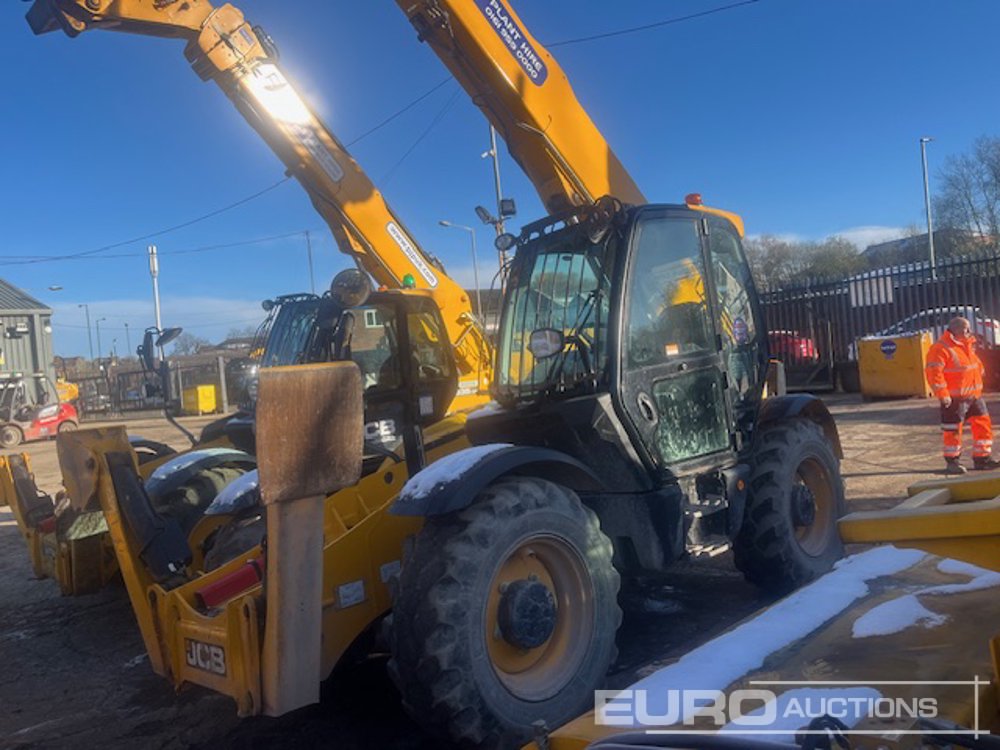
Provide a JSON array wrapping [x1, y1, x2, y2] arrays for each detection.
[[75, 355, 253, 419], [760, 254, 1000, 391]]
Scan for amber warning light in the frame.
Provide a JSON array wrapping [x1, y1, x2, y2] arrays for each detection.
[[685, 193, 703, 206]]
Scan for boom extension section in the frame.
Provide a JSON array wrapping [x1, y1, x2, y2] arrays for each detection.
[[395, 0, 645, 212]]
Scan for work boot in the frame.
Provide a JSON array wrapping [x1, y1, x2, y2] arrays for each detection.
[[945, 458, 968, 475], [973, 456, 1000, 471]]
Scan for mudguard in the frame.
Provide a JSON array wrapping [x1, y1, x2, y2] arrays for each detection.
[[391, 444, 603, 517], [205, 469, 260, 516], [757, 393, 843, 458], [144, 448, 257, 501]]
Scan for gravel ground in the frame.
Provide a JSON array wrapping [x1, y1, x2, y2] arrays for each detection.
[[0, 395, 981, 748]]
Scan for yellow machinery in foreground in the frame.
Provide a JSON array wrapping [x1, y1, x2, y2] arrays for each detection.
[[528, 472, 1000, 749]]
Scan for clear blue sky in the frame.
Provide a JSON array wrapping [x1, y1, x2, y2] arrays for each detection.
[[3, 0, 998, 358]]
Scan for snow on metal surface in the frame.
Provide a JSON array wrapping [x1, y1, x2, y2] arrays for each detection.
[[928, 558, 1000, 595], [851, 594, 948, 638], [624, 546, 927, 719], [400, 443, 513, 500]]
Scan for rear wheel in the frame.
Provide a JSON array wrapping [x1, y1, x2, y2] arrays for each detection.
[[734, 418, 845, 593], [388, 477, 621, 749], [0, 425, 23, 449], [57, 420, 78, 434]]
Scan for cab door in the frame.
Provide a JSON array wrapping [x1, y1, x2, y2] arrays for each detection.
[[619, 209, 736, 473]]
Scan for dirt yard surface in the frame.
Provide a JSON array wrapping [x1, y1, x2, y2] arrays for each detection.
[[0, 396, 981, 749]]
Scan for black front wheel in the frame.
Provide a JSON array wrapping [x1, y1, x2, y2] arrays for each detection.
[[0, 425, 23, 449], [734, 418, 846, 593], [388, 477, 621, 749]]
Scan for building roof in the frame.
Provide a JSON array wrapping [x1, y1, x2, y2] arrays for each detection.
[[0, 279, 50, 313]]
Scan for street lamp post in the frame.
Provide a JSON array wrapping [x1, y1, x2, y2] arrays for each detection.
[[920, 136, 937, 279], [124, 322, 131, 357], [439, 220, 482, 319], [78, 303, 94, 361], [149, 245, 165, 360], [95, 317, 107, 364]]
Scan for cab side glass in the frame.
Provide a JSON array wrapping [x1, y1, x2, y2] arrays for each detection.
[[626, 217, 712, 367], [350, 304, 400, 391], [408, 308, 453, 381], [707, 217, 762, 404]]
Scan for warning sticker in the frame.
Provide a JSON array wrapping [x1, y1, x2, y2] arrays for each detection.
[[476, 0, 548, 85], [387, 222, 438, 287]]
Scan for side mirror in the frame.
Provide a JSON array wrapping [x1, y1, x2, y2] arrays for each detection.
[[495, 233, 517, 253], [330, 269, 372, 308], [157, 327, 183, 348], [139, 330, 156, 372], [528, 328, 564, 359]]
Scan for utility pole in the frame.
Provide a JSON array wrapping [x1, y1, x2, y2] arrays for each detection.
[[149, 245, 164, 359], [78, 303, 94, 361], [124, 322, 131, 357], [305, 231, 316, 294], [920, 137, 937, 279], [95, 317, 107, 367]]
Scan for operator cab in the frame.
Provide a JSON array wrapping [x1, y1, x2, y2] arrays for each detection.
[[230, 270, 458, 476], [474, 196, 768, 488]]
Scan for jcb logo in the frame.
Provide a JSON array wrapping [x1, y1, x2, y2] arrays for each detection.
[[184, 639, 227, 676]]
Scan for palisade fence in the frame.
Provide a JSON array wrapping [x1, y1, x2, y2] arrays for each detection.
[[74, 355, 253, 420], [759, 252, 1000, 391]]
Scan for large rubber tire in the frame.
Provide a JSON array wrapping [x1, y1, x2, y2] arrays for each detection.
[[734, 418, 846, 593], [388, 477, 621, 749], [153, 465, 250, 534], [0, 425, 23, 449]]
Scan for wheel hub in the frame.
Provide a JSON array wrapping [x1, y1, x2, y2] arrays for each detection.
[[791, 484, 817, 527], [497, 578, 556, 649]]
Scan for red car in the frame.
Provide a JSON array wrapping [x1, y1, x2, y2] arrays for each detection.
[[0, 375, 79, 449], [767, 330, 819, 363]]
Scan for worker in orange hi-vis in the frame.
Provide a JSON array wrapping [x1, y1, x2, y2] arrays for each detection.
[[925, 316, 1000, 474]]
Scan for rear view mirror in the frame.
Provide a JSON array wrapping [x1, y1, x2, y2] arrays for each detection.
[[528, 328, 564, 359], [139, 330, 156, 372], [157, 327, 183, 348]]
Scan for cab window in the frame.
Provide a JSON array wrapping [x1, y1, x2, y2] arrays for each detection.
[[626, 217, 712, 367], [349, 304, 400, 391]]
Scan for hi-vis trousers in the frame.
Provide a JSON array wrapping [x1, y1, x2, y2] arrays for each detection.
[[941, 397, 993, 459]]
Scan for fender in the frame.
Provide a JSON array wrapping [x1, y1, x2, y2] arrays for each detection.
[[758, 394, 843, 458], [391, 444, 603, 517], [144, 448, 257, 501], [128, 435, 177, 461]]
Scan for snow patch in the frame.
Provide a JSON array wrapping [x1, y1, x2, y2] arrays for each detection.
[[924, 562, 1000, 596], [622, 546, 927, 724], [467, 401, 505, 419], [852, 594, 948, 638], [400, 444, 513, 500], [123, 653, 148, 669]]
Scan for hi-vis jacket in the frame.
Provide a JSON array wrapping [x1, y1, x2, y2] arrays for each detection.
[[925, 330, 985, 400]]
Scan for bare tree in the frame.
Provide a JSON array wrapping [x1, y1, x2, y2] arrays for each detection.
[[171, 332, 210, 356], [745, 235, 865, 289], [935, 135, 1000, 253]]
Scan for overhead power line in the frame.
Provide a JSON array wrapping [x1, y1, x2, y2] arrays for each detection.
[[3, 177, 294, 266], [546, 0, 761, 48], [381, 88, 463, 186]]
